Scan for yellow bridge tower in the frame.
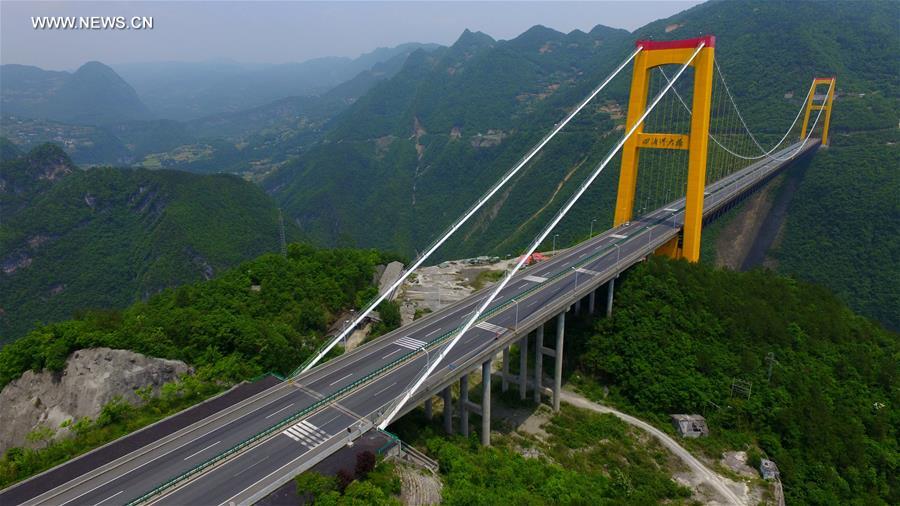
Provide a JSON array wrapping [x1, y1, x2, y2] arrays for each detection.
[[613, 36, 716, 263], [801, 77, 836, 146]]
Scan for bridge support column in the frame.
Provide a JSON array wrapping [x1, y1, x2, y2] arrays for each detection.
[[553, 312, 565, 412], [501, 346, 510, 393], [606, 278, 615, 317], [519, 335, 528, 400], [442, 386, 452, 434], [424, 398, 432, 421], [589, 290, 596, 315], [534, 324, 544, 403], [574, 298, 582, 314], [459, 374, 469, 437], [481, 359, 492, 446]]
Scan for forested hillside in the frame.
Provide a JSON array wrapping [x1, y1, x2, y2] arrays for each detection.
[[572, 258, 898, 504], [0, 143, 300, 341], [268, 25, 634, 256], [268, 0, 898, 329], [0, 244, 395, 486]]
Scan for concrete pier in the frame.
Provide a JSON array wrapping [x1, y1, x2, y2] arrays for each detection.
[[533, 324, 544, 403], [519, 335, 528, 400], [481, 359, 492, 446], [442, 386, 452, 434], [553, 312, 565, 412]]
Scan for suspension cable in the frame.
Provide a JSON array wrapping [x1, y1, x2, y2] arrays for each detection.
[[378, 42, 706, 430], [659, 66, 812, 161], [295, 47, 643, 375], [767, 80, 831, 161]]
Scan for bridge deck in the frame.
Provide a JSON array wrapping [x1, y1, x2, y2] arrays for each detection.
[[14, 139, 818, 506]]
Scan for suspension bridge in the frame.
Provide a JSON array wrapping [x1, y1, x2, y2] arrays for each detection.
[[5, 36, 835, 506]]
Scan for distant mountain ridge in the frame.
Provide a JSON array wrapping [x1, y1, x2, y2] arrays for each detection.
[[1, 43, 440, 173], [0, 62, 150, 125], [0, 143, 301, 341], [111, 42, 442, 121]]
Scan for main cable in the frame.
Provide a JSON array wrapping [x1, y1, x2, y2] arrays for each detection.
[[659, 65, 812, 161], [378, 42, 706, 430]]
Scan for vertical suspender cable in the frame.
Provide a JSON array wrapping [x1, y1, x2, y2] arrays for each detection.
[[378, 42, 706, 430]]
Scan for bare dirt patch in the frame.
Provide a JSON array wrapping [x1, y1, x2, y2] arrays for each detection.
[[713, 176, 781, 269], [397, 463, 442, 506]]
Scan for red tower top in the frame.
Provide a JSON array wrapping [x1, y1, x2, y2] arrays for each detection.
[[635, 35, 716, 51]]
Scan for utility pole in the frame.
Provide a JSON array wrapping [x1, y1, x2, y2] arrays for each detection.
[[731, 378, 752, 400], [278, 209, 287, 256], [765, 352, 778, 382]]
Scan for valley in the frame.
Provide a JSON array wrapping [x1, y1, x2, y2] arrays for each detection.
[[0, 1, 897, 504]]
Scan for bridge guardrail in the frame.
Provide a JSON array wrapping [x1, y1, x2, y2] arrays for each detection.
[[127, 145, 810, 504]]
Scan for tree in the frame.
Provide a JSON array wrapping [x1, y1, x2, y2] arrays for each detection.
[[354, 450, 376, 479], [25, 425, 55, 449]]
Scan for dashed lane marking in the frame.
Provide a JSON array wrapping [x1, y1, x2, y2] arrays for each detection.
[[264, 402, 294, 419], [328, 373, 353, 386], [183, 440, 221, 461]]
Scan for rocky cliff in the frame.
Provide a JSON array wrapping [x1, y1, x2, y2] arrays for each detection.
[[0, 348, 191, 453]]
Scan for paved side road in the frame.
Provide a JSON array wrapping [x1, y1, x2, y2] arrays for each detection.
[[559, 390, 744, 506]]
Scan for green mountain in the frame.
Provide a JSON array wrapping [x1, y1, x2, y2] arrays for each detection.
[[574, 257, 898, 504], [268, 1, 898, 329], [0, 62, 151, 125], [0, 143, 300, 341], [267, 25, 633, 256]]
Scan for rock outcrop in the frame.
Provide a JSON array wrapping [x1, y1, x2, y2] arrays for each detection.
[[0, 347, 191, 453]]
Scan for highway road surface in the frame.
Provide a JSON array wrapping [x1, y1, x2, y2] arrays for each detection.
[[16, 140, 816, 506]]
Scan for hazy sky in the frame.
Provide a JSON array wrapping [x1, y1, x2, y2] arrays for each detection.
[[1, 1, 701, 70]]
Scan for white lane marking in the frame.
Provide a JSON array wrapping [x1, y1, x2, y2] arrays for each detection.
[[55, 384, 296, 506], [578, 252, 588, 258], [381, 348, 402, 360], [264, 402, 294, 419], [92, 490, 123, 506], [287, 427, 316, 446], [664, 208, 678, 212], [423, 327, 443, 338], [215, 434, 343, 506], [372, 381, 398, 398], [233, 456, 269, 477], [282, 420, 330, 449], [610, 233, 628, 239], [319, 413, 342, 427], [475, 321, 507, 334], [300, 421, 329, 439], [396, 336, 428, 349], [182, 440, 221, 461], [329, 373, 354, 386], [575, 267, 600, 276], [524, 275, 547, 283]]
